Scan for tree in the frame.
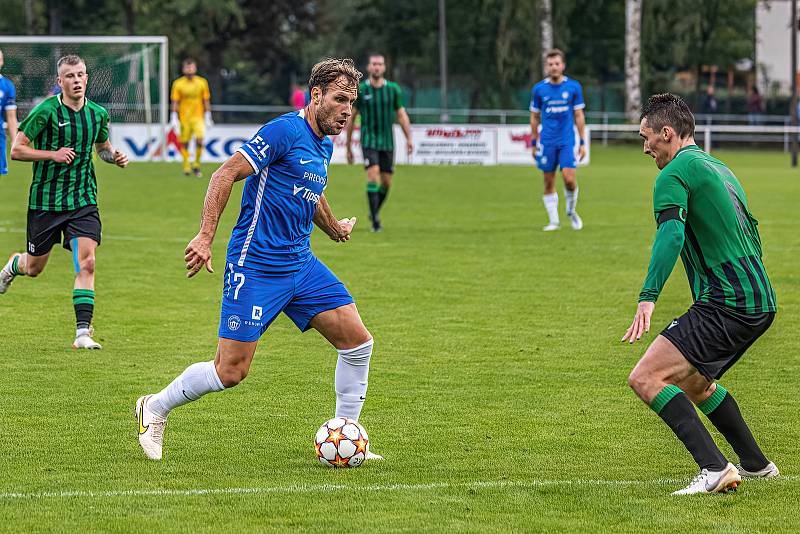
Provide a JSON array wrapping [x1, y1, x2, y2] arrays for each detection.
[[625, 0, 642, 120]]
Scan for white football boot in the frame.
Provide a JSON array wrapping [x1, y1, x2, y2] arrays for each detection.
[[542, 223, 560, 232], [568, 212, 583, 230], [672, 462, 741, 495], [135, 395, 167, 460], [0, 253, 20, 294], [736, 461, 779, 479], [73, 327, 102, 349], [365, 445, 384, 461]]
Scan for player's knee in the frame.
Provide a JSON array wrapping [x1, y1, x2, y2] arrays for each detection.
[[80, 256, 96, 275], [627, 368, 650, 398]]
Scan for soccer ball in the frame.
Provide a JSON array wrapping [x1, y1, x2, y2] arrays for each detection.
[[314, 417, 369, 468]]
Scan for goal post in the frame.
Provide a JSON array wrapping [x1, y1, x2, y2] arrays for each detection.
[[0, 35, 169, 161]]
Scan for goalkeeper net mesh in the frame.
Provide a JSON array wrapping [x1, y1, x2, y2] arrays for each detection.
[[0, 39, 166, 125]]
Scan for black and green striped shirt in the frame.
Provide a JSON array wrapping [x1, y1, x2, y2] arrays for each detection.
[[644, 146, 776, 314], [20, 95, 110, 211], [355, 80, 403, 151]]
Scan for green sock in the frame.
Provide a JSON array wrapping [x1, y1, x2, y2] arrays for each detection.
[[11, 255, 24, 276], [73, 289, 95, 330]]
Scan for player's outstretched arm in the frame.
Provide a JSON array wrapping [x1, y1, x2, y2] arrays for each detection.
[[313, 194, 356, 243], [185, 152, 252, 277], [10, 131, 75, 163], [95, 139, 128, 168], [622, 218, 685, 343]]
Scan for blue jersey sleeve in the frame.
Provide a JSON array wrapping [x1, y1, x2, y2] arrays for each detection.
[[237, 118, 297, 174], [572, 81, 585, 111], [529, 85, 541, 113]]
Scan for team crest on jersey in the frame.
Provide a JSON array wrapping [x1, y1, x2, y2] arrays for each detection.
[[562, 91, 569, 99], [227, 315, 242, 331]]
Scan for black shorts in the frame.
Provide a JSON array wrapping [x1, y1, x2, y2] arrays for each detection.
[[363, 148, 394, 173], [660, 301, 775, 381], [27, 205, 102, 257]]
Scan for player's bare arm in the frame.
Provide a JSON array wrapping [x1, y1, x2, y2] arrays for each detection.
[[574, 108, 587, 161], [396, 107, 413, 155], [5, 108, 18, 141], [530, 111, 540, 154], [10, 131, 75, 163], [185, 152, 252, 277], [345, 107, 359, 164], [95, 139, 128, 168], [314, 194, 356, 242]]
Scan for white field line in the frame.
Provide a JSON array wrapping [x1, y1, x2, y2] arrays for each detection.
[[1, 476, 797, 501]]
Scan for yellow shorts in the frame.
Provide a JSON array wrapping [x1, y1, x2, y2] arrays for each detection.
[[179, 116, 205, 144]]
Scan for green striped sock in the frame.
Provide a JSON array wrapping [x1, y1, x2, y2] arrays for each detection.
[[367, 182, 380, 193], [698, 384, 728, 415], [11, 255, 24, 276], [73, 289, 95, 306], [650, 384, 683, 414]]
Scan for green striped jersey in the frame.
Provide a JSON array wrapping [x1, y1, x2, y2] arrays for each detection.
[[355, 80, 403, 151], [653, 145, 776, 314], [20, 95, 110, 211]]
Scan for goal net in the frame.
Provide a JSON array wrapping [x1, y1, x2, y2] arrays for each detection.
[[0, 36, 168, 160]]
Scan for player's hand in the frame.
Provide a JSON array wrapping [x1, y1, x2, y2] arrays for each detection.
[[52, 147, 76, 164], [346, 147, 354, 165], [578, 144, 587, 162], [114, 150, 129, 168], [406, 140, 414, 156], [185, 233, 214, 278], [170, 112, 180, 128], [333, 217, 356, 242], [622, 301, 655, 344], [204, 111, 215, 127]]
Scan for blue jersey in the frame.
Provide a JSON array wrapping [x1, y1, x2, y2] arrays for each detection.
[[229, 110, 333, 273], [529, 77, 585, 147], [0, 74, 17, 140]]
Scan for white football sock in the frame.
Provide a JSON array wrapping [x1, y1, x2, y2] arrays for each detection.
[[565, 186, 579, 215], [543, 192, 559, 225], [148, 360, 225, 418], [334, 339, 373, 421]]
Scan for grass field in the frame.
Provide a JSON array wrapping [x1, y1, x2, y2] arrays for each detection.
[[1, 147, 798, 532]]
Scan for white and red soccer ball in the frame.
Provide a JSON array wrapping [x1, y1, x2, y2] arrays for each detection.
[[314, 417, 369, 468]]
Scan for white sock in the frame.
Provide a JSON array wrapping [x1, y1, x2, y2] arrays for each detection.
[[543, 192, 559, 225], [76, 327, 90, 338], [148, 360, 225, 418], [334, 339, 373, 421], [565, 187, 579, 216]]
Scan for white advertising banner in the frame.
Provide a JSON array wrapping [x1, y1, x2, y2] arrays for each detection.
[[111, 123, 589, 166]]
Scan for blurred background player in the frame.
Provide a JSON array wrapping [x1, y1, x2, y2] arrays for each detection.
[[136, 58, 382, 462], [624, 93, 778, 495], [346, 53, 413, 232], [170, 58, 213, 177], [0, 55, 129, 349], [0, 49, 18, 177], [530, 49, 587, 231]]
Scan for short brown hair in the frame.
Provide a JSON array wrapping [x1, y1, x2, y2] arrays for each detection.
[[182, 58, 196, 66], [545, 49, 565, 62], [640, 93, 695, 138], [308, 57, 362, 94], [57, 54, 85, 70]]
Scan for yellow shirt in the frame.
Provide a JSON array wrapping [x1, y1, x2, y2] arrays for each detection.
[[170, 75, 210, 120]]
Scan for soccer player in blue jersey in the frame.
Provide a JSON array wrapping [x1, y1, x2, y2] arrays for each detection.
[[530, 49, 587, 231], [0, 49, 19, 177], [135, 58, 382, 461]]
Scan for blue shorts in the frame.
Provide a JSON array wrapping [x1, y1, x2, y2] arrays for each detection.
[[0, 137, 7, 175], [535, 141, 576, 172], [218, 256, 354, 342]]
